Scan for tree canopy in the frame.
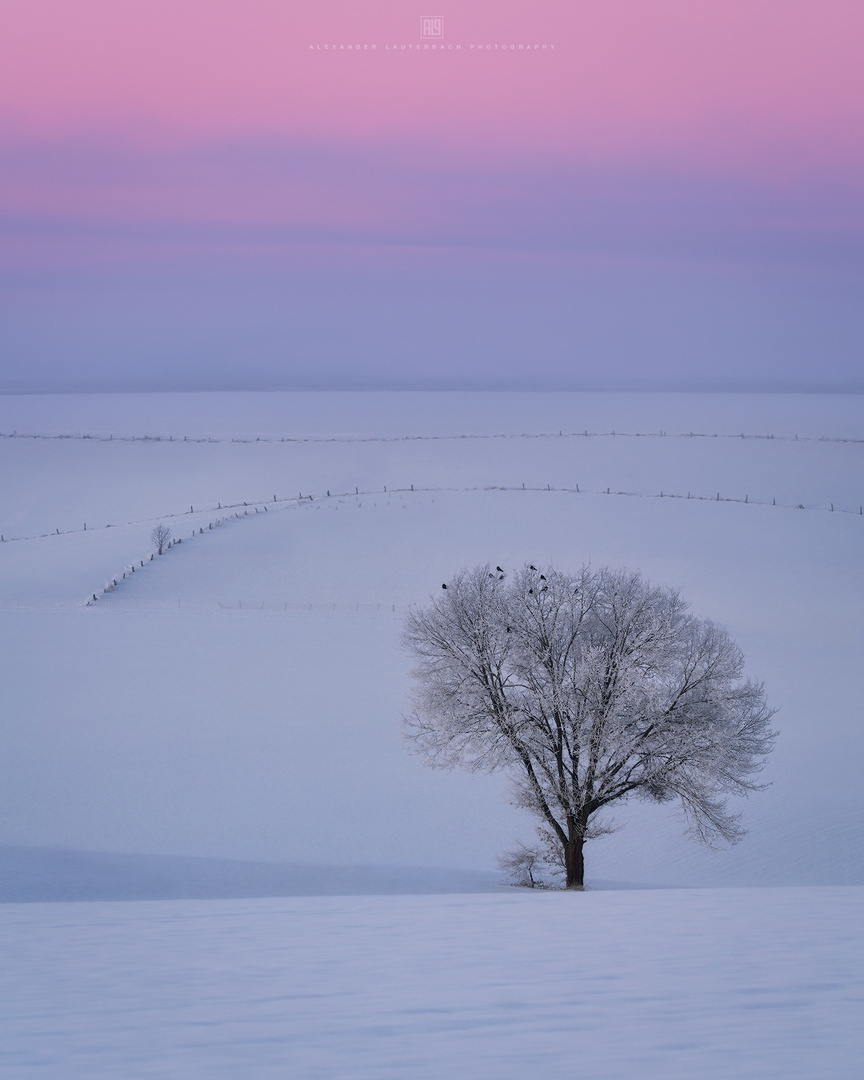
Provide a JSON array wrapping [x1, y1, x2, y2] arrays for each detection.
[[402, 564, 776, 888]]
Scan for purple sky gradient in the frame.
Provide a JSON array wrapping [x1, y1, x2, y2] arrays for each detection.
[[0, 1, 862, 391]]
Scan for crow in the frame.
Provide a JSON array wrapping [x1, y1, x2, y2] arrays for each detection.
[[496, 566, 503, 572], [529, 564, 537, 571], [539, 574, 546, 581], [442, 583, 447, 589]]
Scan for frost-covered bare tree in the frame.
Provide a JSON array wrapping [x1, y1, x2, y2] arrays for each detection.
[[402, 565, 776, 889], [150, 523, 172, 555]]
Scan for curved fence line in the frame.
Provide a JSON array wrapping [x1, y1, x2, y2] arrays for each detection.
[[2, 481, 862, 548], [81, 482, 863, 609], [0, 482, 859, 609], [2, 496, 299, 545]]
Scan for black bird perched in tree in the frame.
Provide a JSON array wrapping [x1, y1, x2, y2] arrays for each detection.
[[442, 583, 447, 589], [529, 565, 537, 571], [496, 566, 503, 572], [539, 574, 546, 581]]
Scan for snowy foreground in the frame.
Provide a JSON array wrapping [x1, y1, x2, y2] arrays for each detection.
[[2, 887, 862, 1079]]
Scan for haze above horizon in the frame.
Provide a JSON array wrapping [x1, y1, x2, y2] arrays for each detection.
[[1, 1, 862, 393]]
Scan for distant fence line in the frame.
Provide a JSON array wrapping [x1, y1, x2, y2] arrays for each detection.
[[0, 597, 401, 615], [216, 599, 399, 614], [1, 428, 862, 446]]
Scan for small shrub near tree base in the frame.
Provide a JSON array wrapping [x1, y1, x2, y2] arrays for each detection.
[[497, 842, 552, 889]]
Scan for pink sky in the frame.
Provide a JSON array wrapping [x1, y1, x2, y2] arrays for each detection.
[[1, 1, 862, 390], [1, 0, 862, 172]]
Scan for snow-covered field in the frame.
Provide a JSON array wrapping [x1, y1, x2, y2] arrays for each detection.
[[2, 888, 863, 1079], [1, 391, 862, 1076]]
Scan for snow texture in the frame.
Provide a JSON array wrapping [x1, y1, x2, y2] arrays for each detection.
[[1, 888, 862, 1079]]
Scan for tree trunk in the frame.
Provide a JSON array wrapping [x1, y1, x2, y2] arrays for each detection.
[[565, 821, 585, 889]]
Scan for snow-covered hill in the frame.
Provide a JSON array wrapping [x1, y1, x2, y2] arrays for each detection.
[[1, 392, 861, 887]]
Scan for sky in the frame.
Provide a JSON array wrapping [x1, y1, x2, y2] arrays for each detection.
[[0, 0, 862, 392]]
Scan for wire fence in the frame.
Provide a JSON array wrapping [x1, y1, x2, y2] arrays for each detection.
[[2, 480, 862, 547], [216, 599, 399, 613], [80, 481, 864, 610], [0, 596, 401, 615], [2, 428, 863, 445], [0, 480, 860, 610]]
